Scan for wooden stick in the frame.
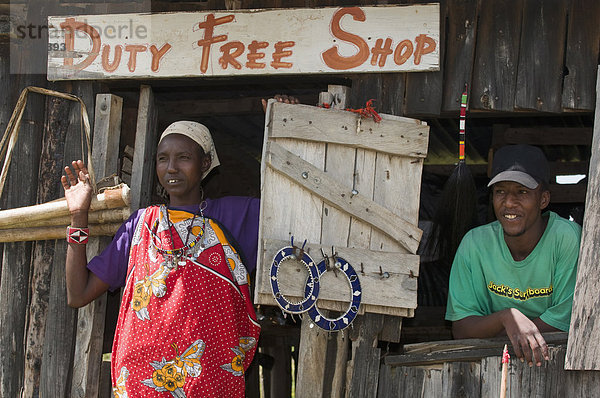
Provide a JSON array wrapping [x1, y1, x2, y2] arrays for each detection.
[[0, 223, 122, 243], [500, 344, 509, 398], [0, 185, 130, 228]]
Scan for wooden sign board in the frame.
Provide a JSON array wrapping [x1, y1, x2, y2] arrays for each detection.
[[47, 5, 440, 80], [256, 101, 429, 316]]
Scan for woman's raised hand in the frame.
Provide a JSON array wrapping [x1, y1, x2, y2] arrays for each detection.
[[61, 160, 93, 216]]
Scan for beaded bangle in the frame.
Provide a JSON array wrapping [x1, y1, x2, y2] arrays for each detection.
[[305, 256, 361, 331], [66, 226, 89, 244], [270, 246, 320, 314]]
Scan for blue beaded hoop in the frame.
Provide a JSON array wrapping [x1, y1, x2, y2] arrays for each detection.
[[306, 257, 361, 331], [270, 246, 320, 314]]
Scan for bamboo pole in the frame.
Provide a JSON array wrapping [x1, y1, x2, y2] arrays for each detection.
[[0, 185, 130, 229], [17, 207, 131, 229], [0, 223, 122, 243]]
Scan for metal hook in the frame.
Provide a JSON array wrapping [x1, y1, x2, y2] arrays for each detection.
[[379, 266, 390, 279], [289, 235, 299, 260]]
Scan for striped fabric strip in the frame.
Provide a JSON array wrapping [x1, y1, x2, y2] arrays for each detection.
[[459, 86, 468, 162]]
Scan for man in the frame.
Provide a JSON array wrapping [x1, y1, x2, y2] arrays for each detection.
[[445, 144, 581, 367]]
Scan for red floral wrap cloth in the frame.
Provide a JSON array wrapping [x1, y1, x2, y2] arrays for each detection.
[[111, 205, 260, 397]]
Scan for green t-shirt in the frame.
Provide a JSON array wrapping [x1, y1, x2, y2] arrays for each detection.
[[445, 211, 581, 331]]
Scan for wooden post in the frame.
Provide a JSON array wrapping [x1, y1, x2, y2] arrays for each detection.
[[566, 66, 600, 370], [296, 316, 329, 398], [71, 94, 123, 398], [130, 85, 157, 211], [38, 82, 96, 397], [326, 85, 350, 111], [329, 332, 350, 398], [347, 314, 385, 398], [22, 94, 72, 398], [90, 94, 123, 181]]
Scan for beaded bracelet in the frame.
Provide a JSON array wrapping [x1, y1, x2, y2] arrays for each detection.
[[66, 226, 89, 244]]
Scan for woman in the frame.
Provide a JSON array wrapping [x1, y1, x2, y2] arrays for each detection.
[[63, 121, 260, 397]]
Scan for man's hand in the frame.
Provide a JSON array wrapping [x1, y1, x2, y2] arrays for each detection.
[[500, 308, 549, 367], [261, 94, 300, 113], [453, 308, 551, 367]]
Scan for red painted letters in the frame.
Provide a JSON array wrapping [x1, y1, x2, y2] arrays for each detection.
[[322, 7, 369, 70], [321, 7, 437, 70], [197, 14, 235, 73], [60, 18, 101, 70]]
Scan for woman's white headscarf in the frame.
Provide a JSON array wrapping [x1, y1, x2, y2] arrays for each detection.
[[159, 121, 220, 181]]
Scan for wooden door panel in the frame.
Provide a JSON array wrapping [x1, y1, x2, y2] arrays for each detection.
[[256, 101, 429, 315]]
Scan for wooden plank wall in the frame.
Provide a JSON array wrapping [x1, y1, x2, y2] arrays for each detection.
[[515, 0, 568, 112], [0, 2, 149, 398], [562, 0, 600, 110], [473, 0, 523, 112], [565, 67, 600, 370], [379, 345, 600, 397], [441, 0, 478, 112], [0, 2, 49, 396], [343, 0, 599, 116], [0, 0, 598, 397]]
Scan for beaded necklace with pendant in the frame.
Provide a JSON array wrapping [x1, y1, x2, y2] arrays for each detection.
[[150, 204, 205, 267]]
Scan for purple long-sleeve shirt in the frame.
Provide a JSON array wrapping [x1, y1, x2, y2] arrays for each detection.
[[87, 196, 260, 291]]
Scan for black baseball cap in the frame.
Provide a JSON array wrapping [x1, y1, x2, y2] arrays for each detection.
[[487, 144, 550, 189]]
